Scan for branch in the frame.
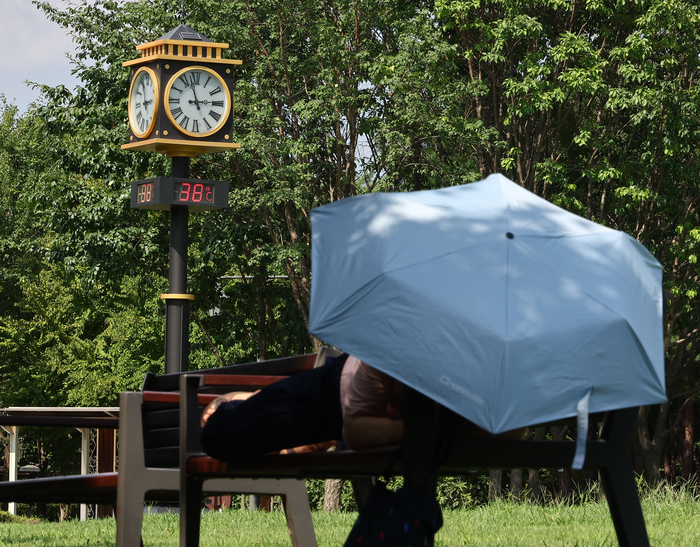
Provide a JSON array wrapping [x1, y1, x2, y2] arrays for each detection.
[[193, 313, 225, 368]]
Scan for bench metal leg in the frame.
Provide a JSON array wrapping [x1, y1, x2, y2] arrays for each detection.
[[599, 457, 650, 547], [116, 483, 148, 547], [118, 393, 182, 547], [180, 476, 204, 547], [402, 387, 439, 547], [403, 386, 438, 496], [281, 481, 318, 547], [593, 407, 650, 547], [350, 477, 375, 510]]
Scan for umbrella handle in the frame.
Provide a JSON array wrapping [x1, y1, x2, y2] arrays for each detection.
[[572, 387, 593, 470]]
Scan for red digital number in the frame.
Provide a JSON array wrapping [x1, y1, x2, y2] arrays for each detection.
[[179, 182, 191, 201], [192, 183, 203, 202], [138, 183, 152, 203]]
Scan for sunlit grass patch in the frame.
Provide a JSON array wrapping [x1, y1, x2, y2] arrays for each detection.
[[2, 488, 700, 546]]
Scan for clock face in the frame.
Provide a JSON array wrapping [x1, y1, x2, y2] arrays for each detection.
[[164, 66, 232, 138], [128, 67, 158, 138]]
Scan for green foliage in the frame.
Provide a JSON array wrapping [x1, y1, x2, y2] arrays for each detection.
[[0, 510, 41, 524], [305, 475, 481, 512]]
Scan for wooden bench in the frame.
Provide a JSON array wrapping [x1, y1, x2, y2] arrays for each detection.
[[179, 375, 651, 547], [0, 351, 337, 547]]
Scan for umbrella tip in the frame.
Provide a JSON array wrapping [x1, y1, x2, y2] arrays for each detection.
[[506, 232, 514, 239]]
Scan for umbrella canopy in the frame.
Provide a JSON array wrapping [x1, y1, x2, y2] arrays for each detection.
[[309, 174, 666, 435]]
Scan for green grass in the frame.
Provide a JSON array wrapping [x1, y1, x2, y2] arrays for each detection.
[[1, 497, 700, 546]]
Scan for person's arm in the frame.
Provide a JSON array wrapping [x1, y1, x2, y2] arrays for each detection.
[[343, 414, 403, 450]]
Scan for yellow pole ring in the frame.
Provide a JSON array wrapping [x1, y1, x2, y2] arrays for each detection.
[[160, 294, 195, 300]]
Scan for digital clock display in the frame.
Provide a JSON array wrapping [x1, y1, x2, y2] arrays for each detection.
[[131, 177, 228, 211], [136, 181, 155, 204]]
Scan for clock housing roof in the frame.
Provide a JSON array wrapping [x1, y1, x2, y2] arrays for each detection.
[[123, 24, 240, 68]]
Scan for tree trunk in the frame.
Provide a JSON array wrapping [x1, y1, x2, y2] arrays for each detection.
[[488, 470, 502, 502], [550, 425, 571, 500], [558, 468, 572, 502], [528, 468, 543, 503], [663, 434, 674, 483], [682, 401, 695, 481], [528, 427, 546, 503], [509, 469, 523, 501], [323, 478, 343, 511], [59, 504, 70, 522], [636, 404, 669, 485]]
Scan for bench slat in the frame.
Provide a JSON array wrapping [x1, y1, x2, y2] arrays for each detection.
[[201, 374, 287, 387], [142, 353, 318, 391], [143, 427, 180, 449], [144, 447, 180, 468], [142, 391, 220, 405]]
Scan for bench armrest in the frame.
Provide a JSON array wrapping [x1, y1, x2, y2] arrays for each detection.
[[181, 375, 206, 459]]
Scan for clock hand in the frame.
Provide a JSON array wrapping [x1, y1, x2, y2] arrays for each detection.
[[189, 87, 202, 110]]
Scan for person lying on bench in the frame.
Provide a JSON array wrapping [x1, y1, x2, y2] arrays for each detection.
[[199, 353, 405, 460], [200, 352, 444, 546], [200, 352, 520, 457]]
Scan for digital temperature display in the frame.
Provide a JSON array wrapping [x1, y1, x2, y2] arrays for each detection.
[[131, 177, 228, 211], [174, 181, 215, 204]]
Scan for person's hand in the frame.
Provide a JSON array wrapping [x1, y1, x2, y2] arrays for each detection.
[[278, 440, 337, 455], [200, 391, 259, 427]]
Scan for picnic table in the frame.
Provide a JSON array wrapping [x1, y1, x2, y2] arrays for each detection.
[[0, 406, 118, 519]]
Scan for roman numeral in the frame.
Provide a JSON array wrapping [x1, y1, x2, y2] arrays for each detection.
[[204, 76, 211, 88], [172, 84, 183, 94], [192, 120, 199, 133], [136, 102, 142, 109], [139, 118, 146, 131], [209, 110, 221, 122], [190, 72, 200, 85], [209, 86, 222, 96], [136, 111, 143, 123], [212, 100, 224, 107], [169, 97, 180, 104], [179, 115, 190, 130], [179, 75, 189, 87], [171, 107, 183, 120], [203, 118, 212, 130]]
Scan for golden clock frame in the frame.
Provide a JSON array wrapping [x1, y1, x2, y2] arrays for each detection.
[[128, 66, 160, 139], [163, 65, 232, 138]]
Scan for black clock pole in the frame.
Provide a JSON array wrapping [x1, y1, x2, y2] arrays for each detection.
[[165, 156, 191, 374]]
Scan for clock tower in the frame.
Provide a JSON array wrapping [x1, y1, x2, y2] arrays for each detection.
[[123, 24, 238, 374]]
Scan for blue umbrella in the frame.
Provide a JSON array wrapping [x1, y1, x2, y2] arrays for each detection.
[[309, 174, 666, 453]]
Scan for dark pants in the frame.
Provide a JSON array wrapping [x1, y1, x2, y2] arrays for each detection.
[[201, 354, 348, 463]]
